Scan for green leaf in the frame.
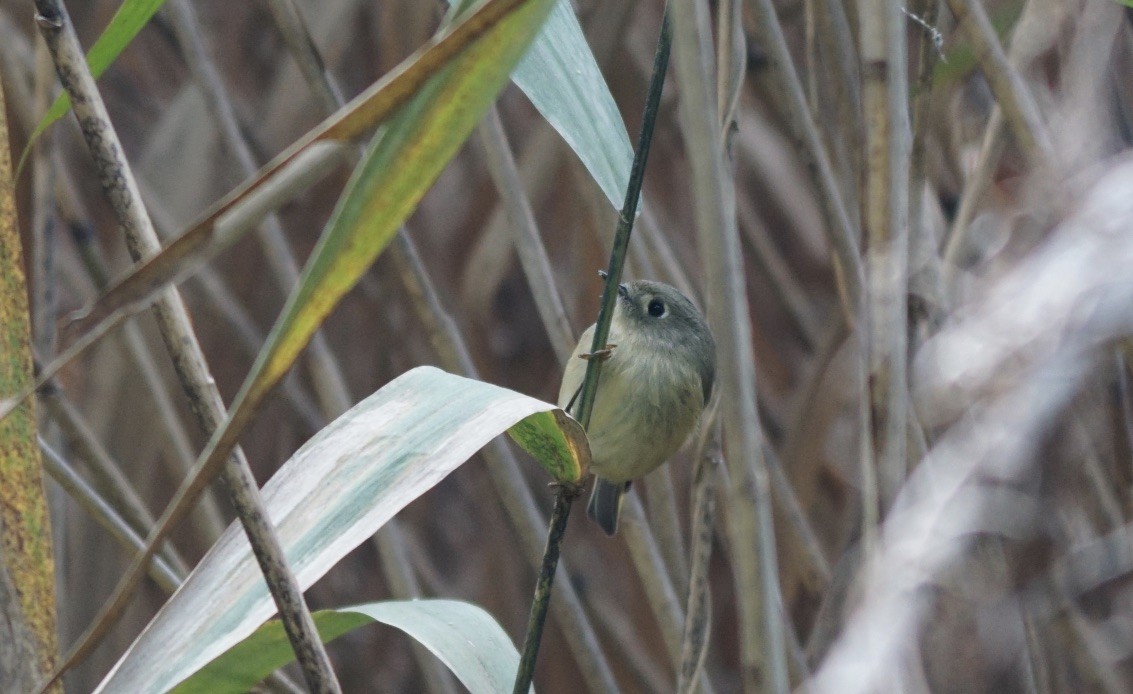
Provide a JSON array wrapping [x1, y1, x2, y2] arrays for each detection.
[[169, 610, 370, 694], [238, 0, 557, 427], [509, 0, 633, 209], [95, 366, 585, 693], [174, 601, 532, 694], [508, 408, 587, 481], [26, 0, 165, 155]]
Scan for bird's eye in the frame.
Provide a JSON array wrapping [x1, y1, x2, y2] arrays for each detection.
[[647, 298, 666, 317]]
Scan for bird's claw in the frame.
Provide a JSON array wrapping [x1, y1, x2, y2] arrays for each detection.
[[580, 344, 617, 361]]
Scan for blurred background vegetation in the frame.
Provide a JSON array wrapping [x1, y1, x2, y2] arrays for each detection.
[[4, 0, 1133, 691]]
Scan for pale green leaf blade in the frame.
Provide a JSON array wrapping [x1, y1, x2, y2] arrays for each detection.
[[347, 601, 532, 694], [512, 0, 633, 209], [174, 601, 532, 694], [96, 367, 586, 693]]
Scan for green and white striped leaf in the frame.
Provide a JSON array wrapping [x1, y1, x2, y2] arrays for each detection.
[[95, 366, 586, 693]]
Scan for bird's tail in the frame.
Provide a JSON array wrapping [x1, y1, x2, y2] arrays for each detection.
[[587, 478, 629, 536]]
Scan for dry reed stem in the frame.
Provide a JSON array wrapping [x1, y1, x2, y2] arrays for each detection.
[[945, 0, 1054, 166], [32, 0, 337, 688], [676, 435, 718, 693], [743, 0, 864, 320], [477, 108, 575, 365], [254, 4, 491, 690], [38, 439, 184, 592], [0, 11, 230, 539], [672, 0, 787, 690], [859, 0, 910, 522], [812, 154, 1133, 691]]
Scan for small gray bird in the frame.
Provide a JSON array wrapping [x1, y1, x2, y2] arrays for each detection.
[[558, 280, 716, 536]]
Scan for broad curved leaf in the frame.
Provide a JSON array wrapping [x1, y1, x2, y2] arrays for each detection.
[[510, 0, 633, 209], [174, 601, 531, 694], [27, 1, 564, 681], [96, 366, 586, 693]]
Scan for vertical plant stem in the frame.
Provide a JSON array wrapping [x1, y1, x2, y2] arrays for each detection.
[[512, 486, 577, 694], [30, 37, 56, 358], [907, 0, 948, 341], [393, 231, 618, 692], [743, 0, 864, 321], [671, 0, 788, 689], [677, 435, 719, 693], [573, 5, 671, 430], [477, 108, 575, 364], [642, 467, 690, 597], [860, 0, 911, 515], [31, 1, 339, 690], [514, 6, 673, 690], [164, 0, 353, 418]]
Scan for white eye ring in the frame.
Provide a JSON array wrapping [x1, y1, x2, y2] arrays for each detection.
[[647, 298, 667, 318]]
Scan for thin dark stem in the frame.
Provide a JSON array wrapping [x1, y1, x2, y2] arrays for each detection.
[[573, 5, 671, 429], [512, 486, 578, 694], [511, 6, 673, 691]]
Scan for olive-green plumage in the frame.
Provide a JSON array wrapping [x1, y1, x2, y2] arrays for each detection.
[[559, 280, 716, 536]]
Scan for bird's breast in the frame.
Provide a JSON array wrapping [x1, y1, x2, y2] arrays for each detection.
[[583, 336, 704, 482]]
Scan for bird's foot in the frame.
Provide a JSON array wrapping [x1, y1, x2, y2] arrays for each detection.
[[580, 344, 617, 361]]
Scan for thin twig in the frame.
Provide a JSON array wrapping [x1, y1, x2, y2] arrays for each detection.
[[248, 3, 471, 691], [164, 0, 354, 419], [906, 0, 948, 342], [511, 484, 579, 694], [261, 1, 619, 689], [0, 20, 231, 537], [38, 383, 189, 572], [735, 192, 823, 350], [642, 465, 690, 599], [392, 231, 619, 693], [572, 6, 671, 432], [477, 108, 575, 365]]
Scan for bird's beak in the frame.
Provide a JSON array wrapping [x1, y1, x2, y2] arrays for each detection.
[[617, 283, 629, 300]]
